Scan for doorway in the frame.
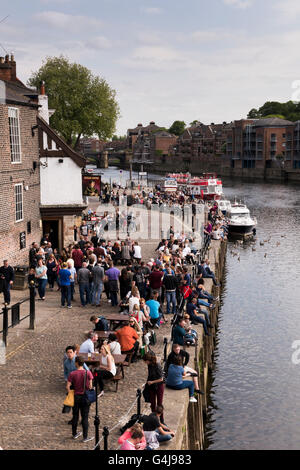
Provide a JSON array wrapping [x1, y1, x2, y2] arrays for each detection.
[[42, 219, 59, 250]]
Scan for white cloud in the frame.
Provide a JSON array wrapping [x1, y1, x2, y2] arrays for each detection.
[[273, 0, 300, 20], [34, 11, 103, 31], [142, 7, 163, 15], [190, 30, 233, 42], [85, 36, 112, 50], [136, 31, 164, 45], [223, 0, 253, 9]]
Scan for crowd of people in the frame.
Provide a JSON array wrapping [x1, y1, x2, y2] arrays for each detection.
[[59, 197, 226, 449], [1, 185, 228, 449]]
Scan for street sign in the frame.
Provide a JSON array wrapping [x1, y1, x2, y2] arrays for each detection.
[[139, 172, 147, 176]]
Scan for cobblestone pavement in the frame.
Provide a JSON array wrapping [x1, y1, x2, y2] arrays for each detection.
[[0, 240, 170, 450]]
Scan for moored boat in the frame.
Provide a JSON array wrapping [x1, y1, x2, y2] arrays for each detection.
[[227, 201, 257, 235], [218, 199, 231, 215]]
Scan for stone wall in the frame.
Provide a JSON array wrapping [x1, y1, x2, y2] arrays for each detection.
[[161, 238, 227, 450]]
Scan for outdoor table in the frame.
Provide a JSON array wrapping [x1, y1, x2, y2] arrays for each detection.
[[105, 313, 130, 330], [80, 352, 126, 378], [95, 330, 115, 341]]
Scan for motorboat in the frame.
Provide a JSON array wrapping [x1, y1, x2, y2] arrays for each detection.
[[227, 201, 257, 235], [218, 199, 231, 215]]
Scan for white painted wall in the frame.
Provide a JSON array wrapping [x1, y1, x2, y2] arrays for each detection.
[[40, 156, 83, 205]]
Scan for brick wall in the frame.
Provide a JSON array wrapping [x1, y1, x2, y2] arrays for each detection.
[[0, 103, 42, 267]]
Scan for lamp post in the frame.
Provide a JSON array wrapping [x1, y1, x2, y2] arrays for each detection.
[[94, 371, 100, 451]]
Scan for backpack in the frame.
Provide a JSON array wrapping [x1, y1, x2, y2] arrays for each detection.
[[97, 316, 109, 331]]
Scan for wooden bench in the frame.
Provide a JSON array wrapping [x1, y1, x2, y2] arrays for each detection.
[[103, 364, 123, 392], [122, 351, 134, 367]]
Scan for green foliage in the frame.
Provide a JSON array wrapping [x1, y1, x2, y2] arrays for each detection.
[[263, 114, 286, 119], [189, 120, 201, 126], [168, 120, 186, 136], [112, 134, 127, 141], [151, 127, 168, 134], [247, 108, 260, 118], [247, 100, 300, 122], [28, 55, 120, 148]]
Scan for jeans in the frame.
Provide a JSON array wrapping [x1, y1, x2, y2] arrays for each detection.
[[61, 285, 71, 306], [197, 299, 211, 308], [204, 270, 218, 286], [72, 394, 90, 439], [199, 291, 214, 303], [166, 291, 177, 314], [149, 383, 165, 423], [166, 380, 194, 397], [37, 278, 47, 298], [155, 430, 172, 443], [92, 282, 103, 305], [70, 282, 75, 300], [190, 313, 209, 335], [110, 290, 118, 306], [79, 282, 90, 306]]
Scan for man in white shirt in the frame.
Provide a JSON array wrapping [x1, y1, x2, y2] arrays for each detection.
[[133, 242, 142, 263], [79, 331, 98, 354]]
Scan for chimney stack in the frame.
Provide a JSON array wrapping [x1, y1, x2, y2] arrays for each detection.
[[0, 53, 17, 82], [10, 53, 16, 81], [40, 80, 45, 95]]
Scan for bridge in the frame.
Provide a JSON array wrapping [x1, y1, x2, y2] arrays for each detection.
[[85, 149, 133, 168]]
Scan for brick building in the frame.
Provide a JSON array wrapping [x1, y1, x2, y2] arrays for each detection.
[[223, 118, 295, 170], [0, 54, 42, 267], [79, 137, 106, 155], [127, 121, 160, 150], [37, 85, 87, 250], [176, 122, 230, 163]]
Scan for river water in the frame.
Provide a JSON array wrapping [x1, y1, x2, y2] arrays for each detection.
[[205, 178, 300, 450], [101, 167, 300, 450]]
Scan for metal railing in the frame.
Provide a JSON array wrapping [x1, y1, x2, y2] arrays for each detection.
[[0, 284, 36, 346]]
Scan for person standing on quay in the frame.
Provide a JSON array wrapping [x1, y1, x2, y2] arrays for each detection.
[[35, 258, 48, 300], [0, 260, 14, 305], [58, 263, 72, 308], [77, 262, 91, 307], [143, 352, 165, 423], [105, 261, 120, 307], [67, 356, 94, 442]]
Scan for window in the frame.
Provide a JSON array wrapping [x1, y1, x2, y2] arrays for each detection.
[[8, 107, 22, 163], [15, 183, 23, 222]]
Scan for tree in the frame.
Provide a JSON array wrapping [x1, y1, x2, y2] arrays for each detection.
[[28, 55, 120, 149], [247, 108, 260, 118], [263, 114, 286, 120], [247, 100, 300, 122], [168, 120, 186, 136], [189, 120, 201, 126], [112, 134, 127, 141]]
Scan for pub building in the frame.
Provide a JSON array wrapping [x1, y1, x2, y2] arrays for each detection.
[[0, 54, 86, 277]]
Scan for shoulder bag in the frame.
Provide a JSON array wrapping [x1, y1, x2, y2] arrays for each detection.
[[83, 370, 96, 405]]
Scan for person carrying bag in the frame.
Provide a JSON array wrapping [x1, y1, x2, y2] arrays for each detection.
[[66, 356, 94, 442]]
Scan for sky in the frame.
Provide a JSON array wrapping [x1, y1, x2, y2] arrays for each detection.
[[1, 0, 300, 135]]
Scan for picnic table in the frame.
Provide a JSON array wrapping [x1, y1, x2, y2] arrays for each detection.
[[105, 313, 130, 330], [80, 352, 127, 379]]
